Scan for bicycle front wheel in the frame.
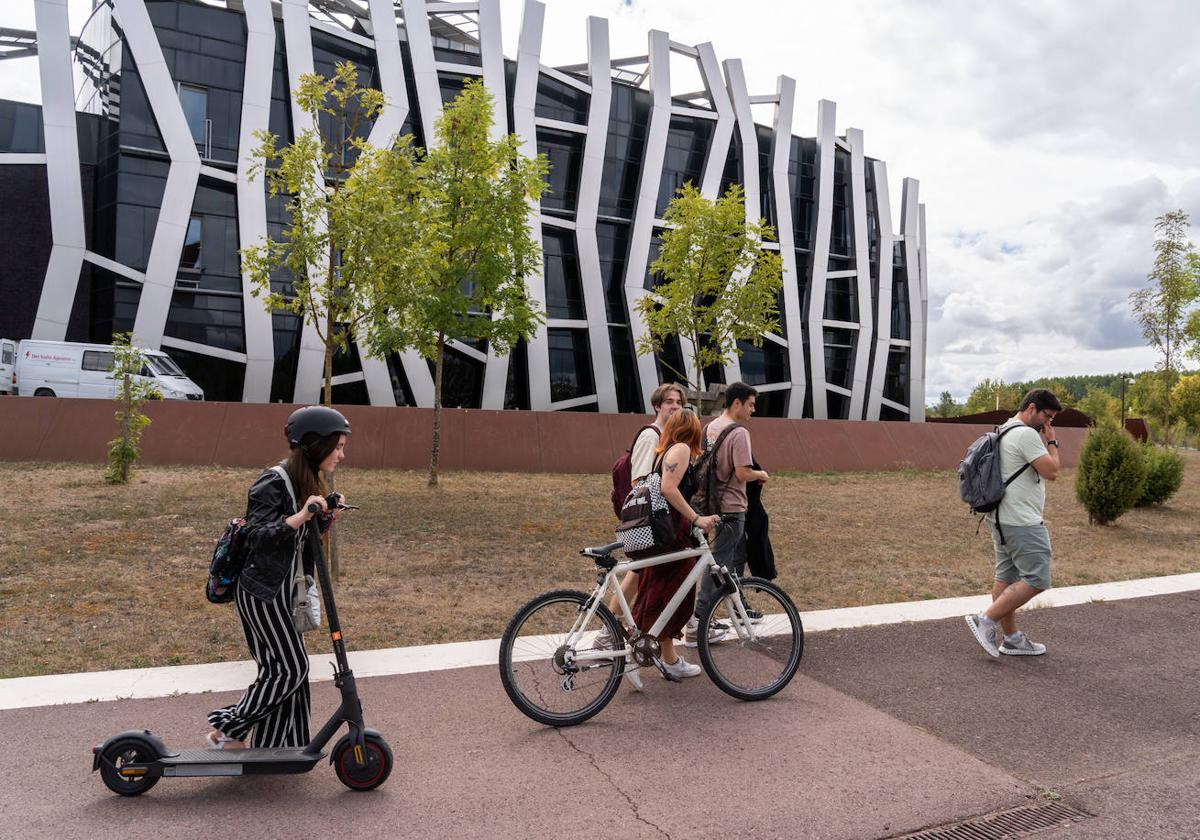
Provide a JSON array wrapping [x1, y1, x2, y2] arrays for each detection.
[[499, 589, 626, 727], [697, 576, 803, 701]]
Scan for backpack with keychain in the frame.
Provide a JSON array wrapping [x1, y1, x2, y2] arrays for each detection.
[[614, 455, 676, 557]]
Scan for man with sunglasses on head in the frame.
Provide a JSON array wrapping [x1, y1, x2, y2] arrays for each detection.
[[966, 388, 1063, 659]]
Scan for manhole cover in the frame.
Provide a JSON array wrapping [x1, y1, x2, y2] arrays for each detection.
[[891, 801, 1092, 839]]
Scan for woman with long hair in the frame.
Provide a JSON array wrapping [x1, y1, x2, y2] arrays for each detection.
[[205, 405, 351, 749], [630, 408, 720, 679]]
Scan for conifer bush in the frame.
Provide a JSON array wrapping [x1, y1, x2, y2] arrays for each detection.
[[1137, 445, 1185, 506], [1074, 423, 1147, 525]]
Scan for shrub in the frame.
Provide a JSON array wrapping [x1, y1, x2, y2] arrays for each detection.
[[1137, 445, 1185, 506], [1074, 424, 1147, 525]]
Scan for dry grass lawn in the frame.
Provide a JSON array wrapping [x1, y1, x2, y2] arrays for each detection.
[[3, 453, 1199, 679]]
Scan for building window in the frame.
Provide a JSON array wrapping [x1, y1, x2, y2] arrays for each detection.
[[179, 83, 208, 151], [180, 216, 202, 270], [884, 347, 909, 405], [823, 327, 855, 391], [537, 129, 584, 214], [542, 229, 586, 320], [548, 328, 594, 402]]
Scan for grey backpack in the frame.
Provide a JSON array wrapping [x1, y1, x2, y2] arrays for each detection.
[[959, 425, 1030, 543]]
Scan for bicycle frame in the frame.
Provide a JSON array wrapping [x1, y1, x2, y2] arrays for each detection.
[[564, 534, 759, 667]]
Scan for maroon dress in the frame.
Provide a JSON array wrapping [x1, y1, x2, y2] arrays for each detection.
[[631, 457, 699, 640]]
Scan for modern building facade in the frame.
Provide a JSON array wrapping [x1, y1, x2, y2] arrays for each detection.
[[2, 0, 928, 419]]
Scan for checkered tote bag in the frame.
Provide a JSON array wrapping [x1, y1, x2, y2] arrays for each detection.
[[615, 470, 676, 557]]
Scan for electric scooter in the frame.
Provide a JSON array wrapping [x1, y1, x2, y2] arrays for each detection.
[[92, 495, 392, 795]]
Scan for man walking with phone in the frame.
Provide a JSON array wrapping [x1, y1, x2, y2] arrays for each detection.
[[965, 388, 1063, 658]]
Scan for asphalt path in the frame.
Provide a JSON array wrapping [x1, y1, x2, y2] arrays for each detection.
[[4, 592, 1199, 839]]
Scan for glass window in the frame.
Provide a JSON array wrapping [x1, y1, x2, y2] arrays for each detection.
[[180, 216, 202, 270], [179, 83, 207, 146], [884, 347, 909, 405], [824, 276, 858, 323], [597, 222, 630, 324], [542, 230, 586, 320], [823, 327, 855, 390], [148, 354, 186, 377], [537, 130, 584, 214], [548, 328, 594, 402], [656, 115, 713, 215], [82, 350, 115, 372], [2, 347, 14, 365], [535, 75, 589, 124], [891, 268, 911, 340]]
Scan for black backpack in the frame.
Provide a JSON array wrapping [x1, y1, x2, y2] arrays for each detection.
[[690, 423, 743, 516], [206, 518, 247, 603]]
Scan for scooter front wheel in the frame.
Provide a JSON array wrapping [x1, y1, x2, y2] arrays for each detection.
[[332, 733, 393, 791], [98, 737, 161, 796]]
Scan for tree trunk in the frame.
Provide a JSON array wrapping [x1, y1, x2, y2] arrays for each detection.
[[120, 373, 132, 483], [323, 318, 335, 407], [429, 333, 445, 488]]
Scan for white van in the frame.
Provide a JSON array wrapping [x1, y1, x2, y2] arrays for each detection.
[[14, 339, 205, 400], [0, 338, 15, 394]]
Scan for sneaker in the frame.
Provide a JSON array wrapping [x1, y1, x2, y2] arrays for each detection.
[[965, 614, 1002, 659], [660, 654, 702, 680], [623, 664, 644, 691], [742, 605, 764, 623], [683, 620, 729, 648], [999, 632, 1046, 656], [595, 626, 615, 650]]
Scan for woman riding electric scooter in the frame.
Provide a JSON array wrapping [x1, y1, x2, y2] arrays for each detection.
[[206, 406, 351, 750]]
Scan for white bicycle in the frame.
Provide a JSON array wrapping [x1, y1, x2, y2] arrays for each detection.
[[499, 519, 804, 726]]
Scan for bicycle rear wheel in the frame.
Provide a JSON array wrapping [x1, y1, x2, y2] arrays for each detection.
[[499, 589, 626, 727], [697, 576, 803, 701]]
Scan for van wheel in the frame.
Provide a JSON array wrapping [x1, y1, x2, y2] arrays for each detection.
[[33, 388, 56, 397]]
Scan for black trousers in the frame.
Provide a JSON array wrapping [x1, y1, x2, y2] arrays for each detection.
[[208, 568, 311, 748]]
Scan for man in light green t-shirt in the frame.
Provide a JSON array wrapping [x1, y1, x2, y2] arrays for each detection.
[[965, 389, 1063, 659]]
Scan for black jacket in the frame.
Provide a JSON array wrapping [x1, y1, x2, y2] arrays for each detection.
[[237, 467, 321, 602], [744, 458, 777, 580]]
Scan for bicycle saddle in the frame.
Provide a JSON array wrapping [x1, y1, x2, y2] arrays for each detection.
[[580, 541, 623, 567]]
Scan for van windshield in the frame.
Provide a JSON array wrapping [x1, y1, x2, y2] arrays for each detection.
[[147, 354, 187, 377]]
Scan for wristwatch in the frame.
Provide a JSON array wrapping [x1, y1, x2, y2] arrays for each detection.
[[1047, 440, 1059, 448]]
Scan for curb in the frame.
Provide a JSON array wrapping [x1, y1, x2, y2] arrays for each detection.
[[3, 572, 1199, 711]]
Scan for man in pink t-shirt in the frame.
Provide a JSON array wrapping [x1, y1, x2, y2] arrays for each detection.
[[684, 382, 769, 646]]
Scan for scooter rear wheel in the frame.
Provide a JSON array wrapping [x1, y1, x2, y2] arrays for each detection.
[[99, 737, 160, 796], [333, 733, 393, 791]]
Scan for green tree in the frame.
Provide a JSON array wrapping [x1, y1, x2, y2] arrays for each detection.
[[105, 333, 160, 485], [241, 61, 424, 406], [1170, 373, 1200, 429], [364, 79, 547, 487], [1077, 385, 1120, 426], [964, 378, 1021, 414], [928, 391, 964, 418], [1074, 422, 1147, 525], [1138, 444, 1185, 506], [635, 183, 783, 393], [1128, 369, 1177, 442], [1131, 210, 1200, 444]]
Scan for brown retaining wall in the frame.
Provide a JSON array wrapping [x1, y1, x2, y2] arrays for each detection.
[[0, 397, 1086, 472]]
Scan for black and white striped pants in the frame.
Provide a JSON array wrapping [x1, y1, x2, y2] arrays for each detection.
[[208, 567, 311, 748]]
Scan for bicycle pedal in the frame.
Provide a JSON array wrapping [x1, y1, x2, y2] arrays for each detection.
[[652, 658, 681, 683]]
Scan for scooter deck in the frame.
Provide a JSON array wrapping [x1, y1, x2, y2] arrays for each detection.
[[159, 747, 325, 777]]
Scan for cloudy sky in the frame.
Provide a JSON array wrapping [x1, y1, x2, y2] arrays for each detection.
[[5, 0, 1199, 404]]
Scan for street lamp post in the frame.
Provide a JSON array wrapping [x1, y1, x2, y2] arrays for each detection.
[[1120, 375, 1135, 431]]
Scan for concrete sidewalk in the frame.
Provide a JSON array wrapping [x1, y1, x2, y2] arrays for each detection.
[[4, 587, 1200, 838]]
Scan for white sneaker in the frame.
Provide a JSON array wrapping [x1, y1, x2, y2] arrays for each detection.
[[965, 614, 1002, 659], [999, 632, 1047, 656], [682, 620, 729, 648], [624, 666, 644, 691], [661, 654, 702, 680]]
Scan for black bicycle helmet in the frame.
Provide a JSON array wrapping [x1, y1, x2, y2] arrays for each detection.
[[285, 405, 352, 449]]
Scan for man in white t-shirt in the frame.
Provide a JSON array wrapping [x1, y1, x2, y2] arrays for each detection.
[[965, 389, 1063, 659]]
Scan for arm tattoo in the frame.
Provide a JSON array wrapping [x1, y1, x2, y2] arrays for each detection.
[[665, 461, 679, 473]]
